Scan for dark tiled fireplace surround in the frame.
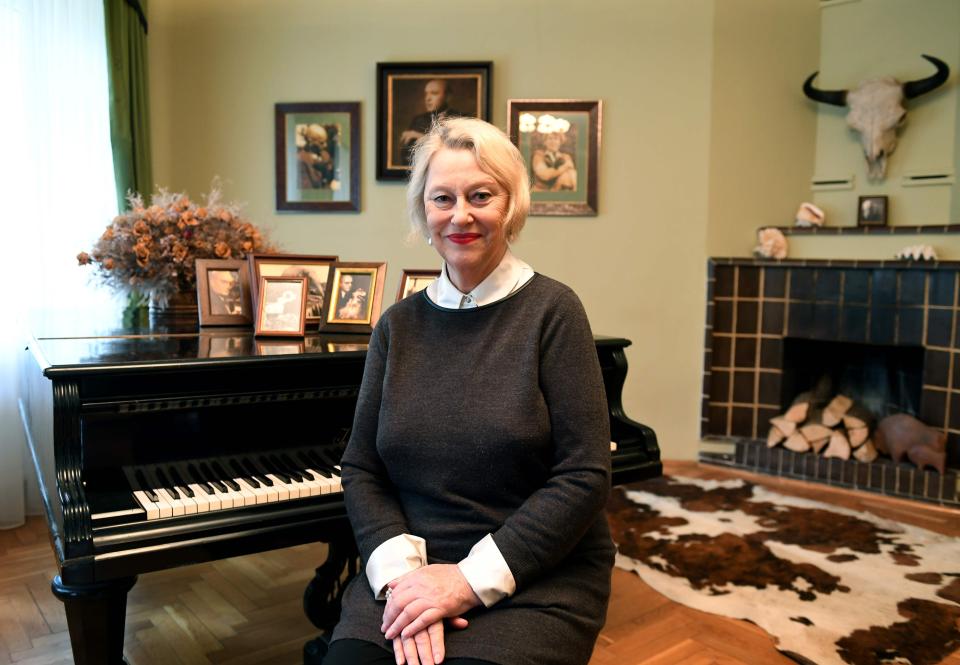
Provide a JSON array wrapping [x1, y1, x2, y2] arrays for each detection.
[[700, 258, 959, 507]]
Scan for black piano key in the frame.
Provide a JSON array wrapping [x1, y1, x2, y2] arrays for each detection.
[[270, 454, 304, 483], [279, 453, 311, 481], [166, 465, 195, 498], [260, 456, 293, 484], [153, 467, 181, 500], [230, 459, 260, 489], [199, 461, 229, 493], [134, 469, 160, 503], [298, 451, 331, 478], [211, 461, 242, 492], [186, 463, 215, 495], [307, 449, 337, 476], [241, 458, 273, 487]]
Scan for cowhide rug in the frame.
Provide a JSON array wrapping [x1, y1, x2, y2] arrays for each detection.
[[607, 475, 960, 665]]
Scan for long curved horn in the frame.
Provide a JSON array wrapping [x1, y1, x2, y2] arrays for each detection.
[[802, 72, 847, 107], [903, 54, 950, 99]]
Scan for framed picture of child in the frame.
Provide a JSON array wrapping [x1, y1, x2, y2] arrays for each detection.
[[255, 276, 308, 337]]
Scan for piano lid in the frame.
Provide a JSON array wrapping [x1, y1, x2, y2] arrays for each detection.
[[28, 328, 371, 377]]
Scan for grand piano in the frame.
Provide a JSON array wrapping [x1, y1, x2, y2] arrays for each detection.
[[18, 327, 660, 664]]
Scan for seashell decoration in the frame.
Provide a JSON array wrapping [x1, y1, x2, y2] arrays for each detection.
[[754, 228, 788, 260], [894, 244, 937, 261], [794, 202, 825, 228]]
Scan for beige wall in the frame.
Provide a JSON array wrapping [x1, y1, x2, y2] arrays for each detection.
[[707, 0, 819, 257], [147, 1, 834, 460]]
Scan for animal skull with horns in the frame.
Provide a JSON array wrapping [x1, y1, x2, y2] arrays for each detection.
[[803, 54, 950, 180]]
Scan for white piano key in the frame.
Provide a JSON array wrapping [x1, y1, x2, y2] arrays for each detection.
[[133, 490, 161, 520], [305, 468, 337, 495], [159, 488, 186, 517], [187, 483, 212, 512], [237, 477, 268, 505]]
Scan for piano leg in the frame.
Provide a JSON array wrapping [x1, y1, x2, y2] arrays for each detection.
[[51, 574, 137, 665], [303, 531, 359, 663]]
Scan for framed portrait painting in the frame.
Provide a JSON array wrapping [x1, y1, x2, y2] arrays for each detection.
[[857, 195, 888, 227], [320, 262, 387, 333], [275, 102, 360, 212], [195, 258, 254, 326], [248, 253, 338, 325], [396, 269, 440, 302], [255, 276, 308, 337], [377, 62, 492, 180], [507, 99, 602, 216]]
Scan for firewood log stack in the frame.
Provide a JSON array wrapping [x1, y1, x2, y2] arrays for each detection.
[[767, 392, 878, 462]]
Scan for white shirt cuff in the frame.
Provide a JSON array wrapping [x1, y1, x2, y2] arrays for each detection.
[[457, 534, 516, 608], [366, 533, 427, 599]]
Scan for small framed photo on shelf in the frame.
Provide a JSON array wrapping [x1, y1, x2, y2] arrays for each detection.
[[275, 102, 360, 212], [248, 253, 338, 325], [321, 262, 387, 333], [255, 276, 308, 337], [857, 195, 888, 227], [507, 99, 602, 216], [397, 269, 440, 301], [377, 62, 492, 180], [195, 259, 254, 327]]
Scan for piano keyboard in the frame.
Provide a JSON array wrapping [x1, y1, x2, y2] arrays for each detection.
[[123, 448, 343, 521]]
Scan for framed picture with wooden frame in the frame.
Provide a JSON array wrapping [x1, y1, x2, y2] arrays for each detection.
[[195, 258, 254, 327], [255, 276, 308, 337], [248, 253, 338, 325], [320, 262, 387, 333], [507, 99, 602, 216], [377, 62, 492, 180], [275, 101, 361, 212], [857, 195, 888, 227], [396, 269, 440, 302]]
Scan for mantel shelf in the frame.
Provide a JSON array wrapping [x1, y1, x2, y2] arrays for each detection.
[[761, 224, 960, 236]]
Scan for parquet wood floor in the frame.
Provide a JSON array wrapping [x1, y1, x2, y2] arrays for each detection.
[[0, 461, 957, 664]]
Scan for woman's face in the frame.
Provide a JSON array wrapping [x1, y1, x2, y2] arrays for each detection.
[[424, 148, 509, 290]]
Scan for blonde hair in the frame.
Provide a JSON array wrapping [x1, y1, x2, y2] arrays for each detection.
[[406, 117, 530, 242]]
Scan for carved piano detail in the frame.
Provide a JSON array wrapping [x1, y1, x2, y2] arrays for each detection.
[[18, 330, 659, 664]]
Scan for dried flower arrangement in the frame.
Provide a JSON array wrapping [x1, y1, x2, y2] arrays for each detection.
[[78, 185, 274, 305]]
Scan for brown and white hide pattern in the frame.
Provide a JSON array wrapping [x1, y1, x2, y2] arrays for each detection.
[[608, 477, 960, 665]]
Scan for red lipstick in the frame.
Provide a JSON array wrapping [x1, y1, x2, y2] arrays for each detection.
[[448, 233, 481, 244]]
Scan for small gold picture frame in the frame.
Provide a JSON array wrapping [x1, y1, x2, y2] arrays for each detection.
[[320, 262, 387, 334]]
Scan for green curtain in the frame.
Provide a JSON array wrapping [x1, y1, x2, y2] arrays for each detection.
[[104, 0, 152, 212]]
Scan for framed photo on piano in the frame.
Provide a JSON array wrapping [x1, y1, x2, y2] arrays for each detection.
[[320, 262, 387, 334], [396, 268, 440, 301], [248, 253, 338, 325], [196, 259, 254, 326], [255, 276, 309, 337]]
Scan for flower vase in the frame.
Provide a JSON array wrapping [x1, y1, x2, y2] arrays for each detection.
[[149, 291, 199, 330]]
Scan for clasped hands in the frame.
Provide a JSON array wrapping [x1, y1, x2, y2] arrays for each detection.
[[382, 563, 481, 665]]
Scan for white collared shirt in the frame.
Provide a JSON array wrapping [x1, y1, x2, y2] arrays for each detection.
[[426, 249, 534, 309], [365, 250, 534, 607]]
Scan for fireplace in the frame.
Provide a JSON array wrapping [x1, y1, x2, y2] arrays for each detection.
[[700, 258, 959, 506]]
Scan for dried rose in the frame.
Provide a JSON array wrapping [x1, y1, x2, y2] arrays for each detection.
[[134, 243, 150, 268], [242, 240, 253, 252], [214, 241, 231, 259], [77, 251, 91, 265], [172, 243, 188, 262], [103, 258, 115, 270], [217, 209, 232, 222], [133, 220, 149, 235]]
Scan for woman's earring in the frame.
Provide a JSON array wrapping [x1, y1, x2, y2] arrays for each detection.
[[427, 236, 433, 246]]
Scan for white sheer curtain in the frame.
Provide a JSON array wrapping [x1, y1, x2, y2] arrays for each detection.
[[0, 0, 120, 528]]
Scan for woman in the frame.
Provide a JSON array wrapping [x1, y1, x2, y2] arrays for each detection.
[[326, 118, 613, 665]]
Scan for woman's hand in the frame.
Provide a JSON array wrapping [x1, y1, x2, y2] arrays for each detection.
[[382, 564, 481, 640], [391, 620, 444, 665]]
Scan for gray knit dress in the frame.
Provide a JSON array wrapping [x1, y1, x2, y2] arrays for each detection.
[[331, 274, 614, 665]]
